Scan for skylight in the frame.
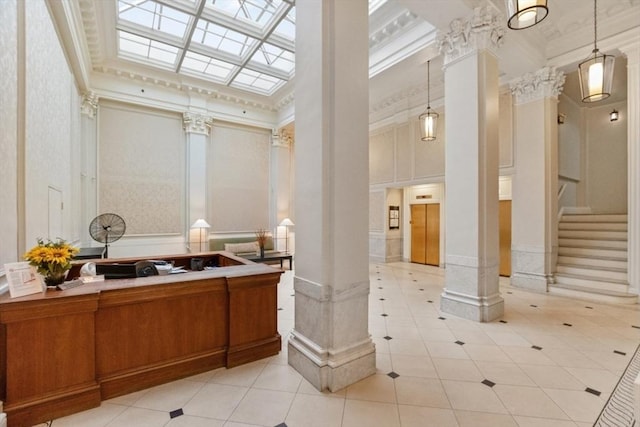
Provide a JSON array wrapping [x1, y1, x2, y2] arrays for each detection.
[[115, 0, 386, 97], [116, 0, 294, 96]]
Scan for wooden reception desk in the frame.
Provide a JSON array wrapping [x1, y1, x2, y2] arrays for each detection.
[[0, 252, 282, 427]]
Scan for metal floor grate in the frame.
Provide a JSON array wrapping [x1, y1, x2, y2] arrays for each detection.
[[594, 343, 640, 427]]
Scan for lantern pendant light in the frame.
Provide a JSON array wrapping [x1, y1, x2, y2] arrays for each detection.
[[506, 0, 548, 30], [578, 0, 615, 103], [419, 60, 438, 142]]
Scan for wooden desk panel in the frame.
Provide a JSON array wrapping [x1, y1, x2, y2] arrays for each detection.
[[0, 253, 282, 427]]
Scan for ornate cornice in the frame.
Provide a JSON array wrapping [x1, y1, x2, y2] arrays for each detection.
[[81, 91, 99, 118], [182, 112, 213, 135], [509, 66, 565, 104], [437, 6, 504, 67]]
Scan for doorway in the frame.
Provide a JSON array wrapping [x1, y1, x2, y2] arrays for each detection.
[[499, 200, 511, 277], [410, 203, 440, 266]]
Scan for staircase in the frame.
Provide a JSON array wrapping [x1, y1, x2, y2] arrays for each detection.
[[552, 213, 638, 304]]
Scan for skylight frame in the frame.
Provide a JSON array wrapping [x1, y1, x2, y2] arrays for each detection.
[[115, 0, 296, 97]]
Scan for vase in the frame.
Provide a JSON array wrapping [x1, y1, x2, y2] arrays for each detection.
[[44, 271, 67, 287], [259, 247, 265, 258]]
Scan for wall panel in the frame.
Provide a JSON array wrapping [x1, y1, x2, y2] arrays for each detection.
[[209, 123, 270, 232], [98, 102, 185, 234]]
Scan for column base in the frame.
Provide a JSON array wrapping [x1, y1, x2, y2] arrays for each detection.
[[510, 249, 554, 293], [288, 331, 375, 393], [440, 289, 504, 322]]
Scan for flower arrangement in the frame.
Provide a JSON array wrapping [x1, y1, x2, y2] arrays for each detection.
[[24, 238, 79, 286], [255, 229, 268, 249]]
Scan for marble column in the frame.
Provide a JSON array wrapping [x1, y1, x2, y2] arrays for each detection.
[[288, 0, 375, 391], [437, 7, 504, 322], [509, 67, 564, 293], [183, 112, 213, 251], [619, 42, 640, 298]]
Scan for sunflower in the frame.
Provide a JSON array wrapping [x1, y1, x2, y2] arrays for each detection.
[[24, 238, 79, 279]]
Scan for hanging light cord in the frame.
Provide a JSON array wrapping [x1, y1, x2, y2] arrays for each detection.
[[593, 0, 598, 52], [427, 60, 431, 110]]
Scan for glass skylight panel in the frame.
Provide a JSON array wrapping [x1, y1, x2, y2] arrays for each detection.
[[231, 67, 284, 94], [118, 0, 191, 39], [251, 42, 293, 74], [273, 7, 294, 40], [205, 0, 283, 30], [118, 31, 179, 66], [192, 19, 256, 58], [181, 51, 235, 81]]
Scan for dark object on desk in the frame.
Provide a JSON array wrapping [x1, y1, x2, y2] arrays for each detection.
[[135, 261, 159, 277], [191, 257, 204, 271], [95, 263, 137, 279], [74, 247, 105, 260]]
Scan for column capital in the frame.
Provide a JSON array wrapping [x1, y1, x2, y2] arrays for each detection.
[[509, 66, 565, 104], [81, 91, 99, 118], [437, 6, 504, 67], [182, 112, 213, 135], [272, 129, 293, 148]]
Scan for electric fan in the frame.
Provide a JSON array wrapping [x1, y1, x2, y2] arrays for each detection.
[[89, 213, 126, 258]]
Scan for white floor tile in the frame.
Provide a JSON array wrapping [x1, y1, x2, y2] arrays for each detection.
[[398, 405, 458, 427], [285, 393, 345, 427], [342, 400, 400, 427], [228, 388, 295, 426], [493, 384, 570, 419], [441, 380, 508, 414]]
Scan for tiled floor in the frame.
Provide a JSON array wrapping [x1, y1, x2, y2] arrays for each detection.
[[40, 262, 640, 427]]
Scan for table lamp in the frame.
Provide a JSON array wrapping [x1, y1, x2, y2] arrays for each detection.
[[190, 219, 211, 252]]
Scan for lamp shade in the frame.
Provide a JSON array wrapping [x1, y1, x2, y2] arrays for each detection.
[[506, 0, 548, 30], [578, 50, 615, 102], [279, 218, 294, 227], [610, 110, 619, 121], [190, 219, 211, 229], [419, 109, 439, 141]]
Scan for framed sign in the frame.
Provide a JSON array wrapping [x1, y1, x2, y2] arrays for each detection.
[[389, 206, 400, 229], [4, 262, 43, 298]]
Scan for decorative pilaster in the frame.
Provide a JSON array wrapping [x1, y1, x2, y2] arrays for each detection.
[[509, 67, 564, 293], [437, 7, 504, 322], [182, 112, 213, 135], [81, 91, 98, 118], [183, 112, 213, 248], [437, 6, 504, 67], [619, 42, 640, 298], [271, 128, 294, 246]]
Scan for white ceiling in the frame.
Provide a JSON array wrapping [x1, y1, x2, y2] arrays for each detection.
[[65, 0, 639, 114]]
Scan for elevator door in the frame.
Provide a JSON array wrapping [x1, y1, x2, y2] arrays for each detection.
[[499, 200, 512, 277], [410, 204, 440, 266]]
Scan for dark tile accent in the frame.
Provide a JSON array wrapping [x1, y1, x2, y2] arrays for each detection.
[[614, 350, 626, 356], [499, 320, 507, 324], [585, 306, 593, 309], [632, 325, 640, 329], [563, 323, 572, 327], [532, 345, 543, 351], [413, 279, 417, 282], [438, 316, 446, 320], [585, 387, 601, 396], [419, 288, 424, 291], [455, 340, 465, 346], [377, 278, 381, 281], [427, 300, 433, 303], [290, 294, 295, 297], [387, 371, 400, 379], [530, 304, 537, 308], [409, 273, 413, 275], [169, 409, 184, 419], [275, 423, 288, 427], [379, 298, 386, 301], [482, 379, 495, 387], [507, 291, 513, 294], [381, 313, 388, 317], [378, 287, 383, 290], [278, 308, 283, 311], [383, 336, 393, 340]]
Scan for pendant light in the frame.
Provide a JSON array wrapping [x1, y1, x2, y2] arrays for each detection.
[[578, 0, 615, 103], [419, 60, 438, 141], [506, 0, 548, 30]]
